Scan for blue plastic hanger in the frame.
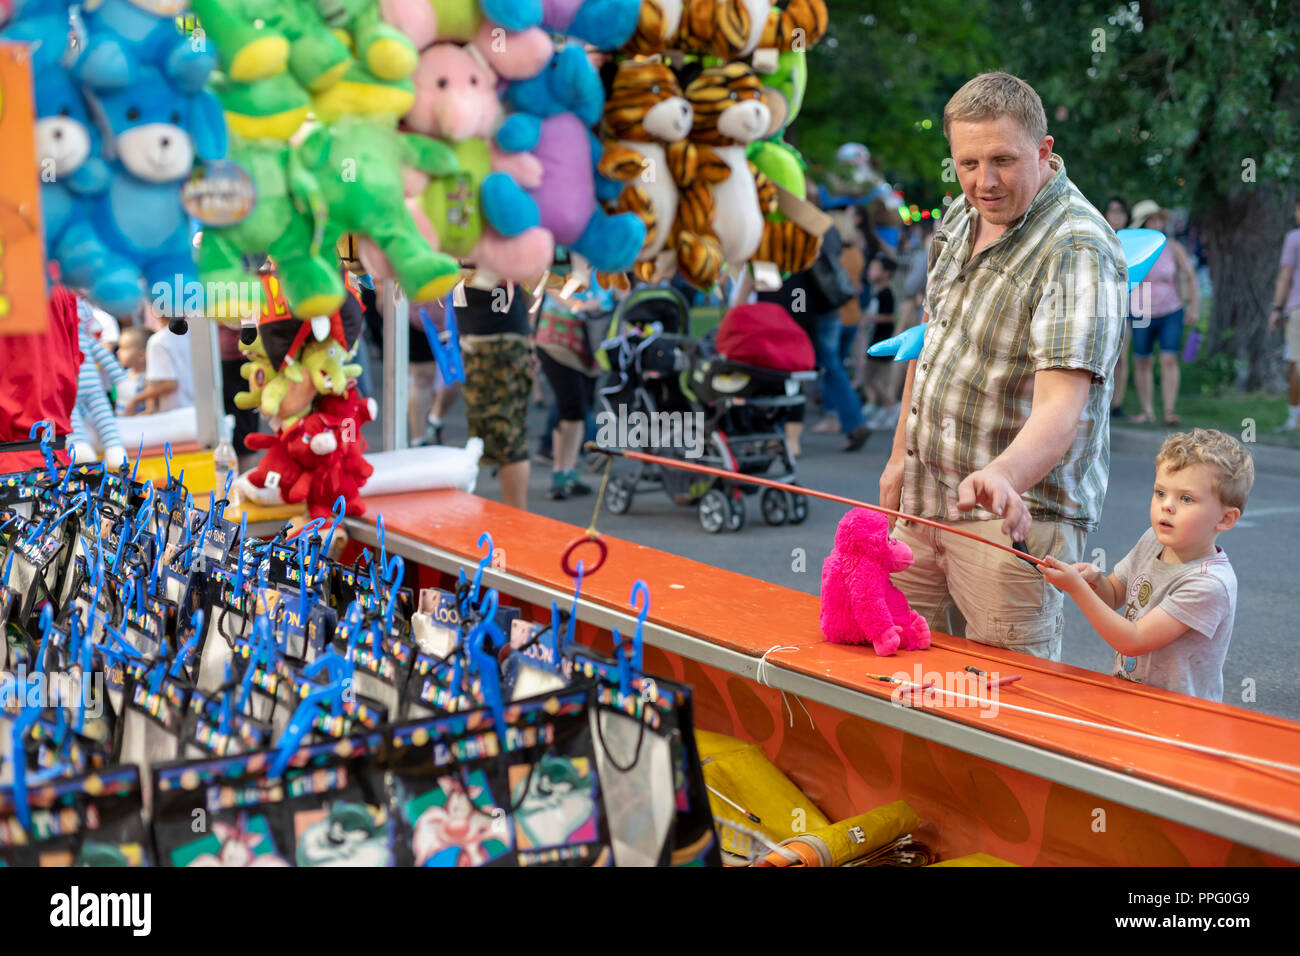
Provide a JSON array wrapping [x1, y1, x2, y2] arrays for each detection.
[[611, 580, 649, 697], [130, 437, 144, 483], [27, 420, 59, 483], [321, 495, 347, 558], [466, 606, 508, 731], [382, 554, 404, 637], [169, 610, 204, 678], [457, 532, 494, 617], [232, 511, 249, 597], [267, 651, 352, 778]]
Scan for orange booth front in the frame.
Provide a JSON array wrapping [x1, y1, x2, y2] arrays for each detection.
[[346, 490, 1300, 867]]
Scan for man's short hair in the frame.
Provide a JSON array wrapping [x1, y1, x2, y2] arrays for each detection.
[[1156, 429, 1256, 512], [943, 72, 1048, 144]]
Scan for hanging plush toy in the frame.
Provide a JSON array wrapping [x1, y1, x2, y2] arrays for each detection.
[[672, 0, 827, 61], [677, 62, 800, 289], [298, 115, 465, 303], [197, 78, 343, 323], [69, 320, 130, 470], [499, 43, 646, 282], [363, 42, 552, 287], [73, 0, 217, 94], [68, 63, 227, 324], [748, 50, 821, 276], [2, 2, 111, 288], [597, 58, 694, 284], [383, 0, 552, 81], [541, 0, 643, 51]]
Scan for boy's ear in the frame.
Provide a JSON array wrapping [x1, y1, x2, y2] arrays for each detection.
[[1216, 507, 1241, 533]]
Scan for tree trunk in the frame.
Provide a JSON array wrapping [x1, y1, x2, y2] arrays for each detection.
[[1199, 185, 1294, 392]]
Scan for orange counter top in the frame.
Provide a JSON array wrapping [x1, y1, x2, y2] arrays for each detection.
[[350, 489, 1300, 862]]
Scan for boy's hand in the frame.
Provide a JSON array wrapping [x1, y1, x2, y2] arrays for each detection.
[[1041, 555, 1089, 596]]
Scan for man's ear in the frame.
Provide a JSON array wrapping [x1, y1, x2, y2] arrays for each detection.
[[1217, 506, 1241, 533], [1039, 134, 1054, 163]]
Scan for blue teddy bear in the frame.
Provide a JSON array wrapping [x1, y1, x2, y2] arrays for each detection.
[[63, 64, 227, 324], [2, 1, 112, 283], [74, 0, 216, 94], [498, 43, 645, 275]]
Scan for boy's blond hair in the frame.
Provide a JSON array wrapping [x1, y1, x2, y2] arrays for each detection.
[[943, 72, 1048, 144], [1156, 429, 1255, 511]]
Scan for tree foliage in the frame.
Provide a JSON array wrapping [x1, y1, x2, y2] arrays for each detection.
[[796, 0, 1300, 385]]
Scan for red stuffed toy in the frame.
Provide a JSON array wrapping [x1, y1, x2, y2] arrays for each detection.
[[243, 431, 310, 503], [294, 386, 376, 519], [820, 508, 930, 656]]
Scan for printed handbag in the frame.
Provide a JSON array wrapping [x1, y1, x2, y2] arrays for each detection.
[[152, 732, 392, 867], [0, 765, 151, 867]]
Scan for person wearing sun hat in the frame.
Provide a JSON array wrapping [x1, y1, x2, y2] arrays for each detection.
[[1128, 199, 1201, 426]]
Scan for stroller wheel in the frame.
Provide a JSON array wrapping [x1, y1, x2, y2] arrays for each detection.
[[761, 487, 790, 526], [725, 493, 746, 532], [787, 482, 809, 525], [606, 477, 634, 515], [698, 488, 729, 534]]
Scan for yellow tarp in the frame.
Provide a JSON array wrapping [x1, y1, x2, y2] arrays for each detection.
[[928, 853, 1019, 867], [696, 730, 829, 852]]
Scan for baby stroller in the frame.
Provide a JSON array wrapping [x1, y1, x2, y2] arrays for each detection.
[[597, 291, 816, 533]]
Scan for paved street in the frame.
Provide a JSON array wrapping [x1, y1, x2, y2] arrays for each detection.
[[415, 402, 1300, 723]]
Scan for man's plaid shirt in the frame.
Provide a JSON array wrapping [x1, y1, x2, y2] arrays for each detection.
[[904, 154, 1127, 532]]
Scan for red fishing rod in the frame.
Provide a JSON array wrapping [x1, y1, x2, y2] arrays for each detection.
[[578, 443, 1046, 570]]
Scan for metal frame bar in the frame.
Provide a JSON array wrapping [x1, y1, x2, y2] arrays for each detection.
[[380, 280, 409, 452], [190, 319, 222, 449], [346, 518, 1300, 863]]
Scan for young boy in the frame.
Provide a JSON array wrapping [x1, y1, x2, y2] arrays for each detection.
[[1043, 429, 1254, 702], [115, 326, 153, 416]]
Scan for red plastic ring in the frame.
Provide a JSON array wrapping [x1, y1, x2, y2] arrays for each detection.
[[562, 533, 608, 577]]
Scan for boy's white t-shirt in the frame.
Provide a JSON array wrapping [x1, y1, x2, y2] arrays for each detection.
[[1111, 528, 1237, 702], [115, 370, 146, 415], [145, 328, 194, 413]]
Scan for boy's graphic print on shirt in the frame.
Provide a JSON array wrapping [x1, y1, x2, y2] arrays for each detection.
[[1121, 576, 1155, 677]]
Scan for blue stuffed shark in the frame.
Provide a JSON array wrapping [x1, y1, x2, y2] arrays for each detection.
[[498, 43, 645, 276], [541, 0, 643, 51], [64, 63, 228, 323], [73, 0, 216, 94]]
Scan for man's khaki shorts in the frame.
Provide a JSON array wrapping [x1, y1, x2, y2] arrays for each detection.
[[1286, 308, 1300, 363], [890, 517, 1086, 661]]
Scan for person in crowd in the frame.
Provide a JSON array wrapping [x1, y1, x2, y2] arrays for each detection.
[[1269, 196, 1300, 432], [407, 298, 462, 447], [127, 303, 194, 413], [760, 221, 871, 452], [534, 288, 607, 499], [115, 325, 153, 417], [861, 254, 899, 427], [880, 71, 1126, 660], [1103, 196, 1131, 420], [1043, 429, 1252, 703], [1127, 200, 1200, 426], [458, 284, 534, 512]]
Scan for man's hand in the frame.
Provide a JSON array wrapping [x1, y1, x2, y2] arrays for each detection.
[[879, 455, 905, 526], [1270, 309, 1282, 333], [956, 465, 1031, 540]]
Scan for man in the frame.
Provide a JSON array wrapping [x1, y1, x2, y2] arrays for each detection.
[[458, 284, 533, 512], [1269, 197, 1300, 431], [878, 72, 1126, 660]]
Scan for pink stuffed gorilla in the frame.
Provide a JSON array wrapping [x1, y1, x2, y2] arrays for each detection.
[[819, 508, 931, 656]]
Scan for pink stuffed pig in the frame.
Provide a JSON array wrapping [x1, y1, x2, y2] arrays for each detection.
[[361, 42, 552, 287], [820, 508, 931, 656]]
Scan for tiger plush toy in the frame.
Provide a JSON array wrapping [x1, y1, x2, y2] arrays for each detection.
[[676, 61, 819, 288], [598, 59, 696, 283], [630, 0, 827, 59]]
